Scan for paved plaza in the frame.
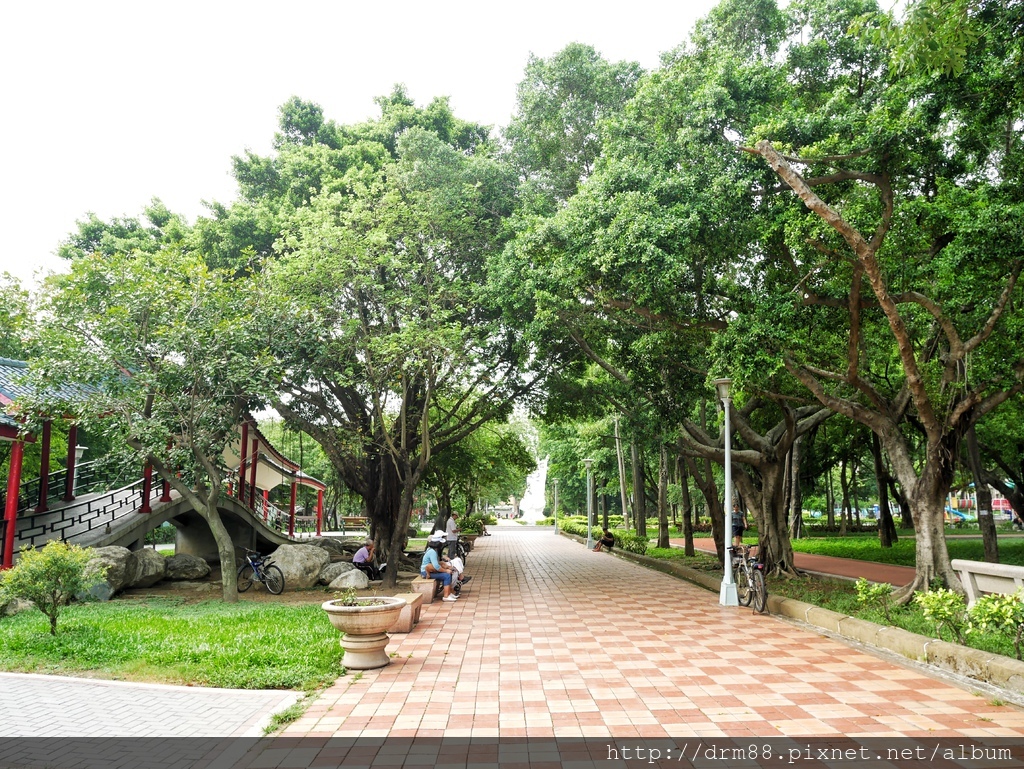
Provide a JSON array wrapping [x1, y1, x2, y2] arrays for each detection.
[[0, 672, 297, 738], [286, 526, 1024, 739], [5, 525, 1024, 753]]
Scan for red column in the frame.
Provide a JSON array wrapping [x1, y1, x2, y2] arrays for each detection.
[[63, 423, 78, 501], [316, 489, 324, 537], [238, 422, 249, 501], [248, 438, 258, 509], [140, 463, 153, 513], [35, 420, 52, 512], [263, 489, 269, 522], [3, 439, 25, 570], [161, 475, 172, 503], [288, 481, 297, 537]]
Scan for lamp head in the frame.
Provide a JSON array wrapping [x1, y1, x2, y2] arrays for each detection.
[[713, 377, 733, 402], [583, 458, 594, 471]]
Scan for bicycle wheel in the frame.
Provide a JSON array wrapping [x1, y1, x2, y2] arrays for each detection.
[[237, 564, 254, 592], [736, 564, 754, 606], [751, 569, 767, 613], [263, 565, 285, 595]]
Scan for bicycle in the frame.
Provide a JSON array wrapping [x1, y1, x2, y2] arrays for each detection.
[[237, 549, 285, 595], [729, 544, 767, 613]]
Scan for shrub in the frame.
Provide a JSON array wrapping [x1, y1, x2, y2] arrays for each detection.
[[617, 532, 648, 556], [0, 541, 105, 635], [915, 588, 969, 644], [855, 578, 895, 623], [461, 512, 487, 535], [969, 591, 1024, 660]]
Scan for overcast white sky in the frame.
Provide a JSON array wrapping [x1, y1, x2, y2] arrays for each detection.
[[1, 0, 719, 286]]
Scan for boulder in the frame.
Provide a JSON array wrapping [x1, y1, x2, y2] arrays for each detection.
[[127, 549, 167, 588], [328, 569, 370, 590], [269, 544, 330, 589], [164, 553, 211, 581], [319, 561, 358, 584], [85, 546, 134, 599], [309, 536, 350, 557], [1, 597, 34, 616]]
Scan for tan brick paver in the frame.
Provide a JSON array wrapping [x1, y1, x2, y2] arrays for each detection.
[[283, 526, 1024, 739]]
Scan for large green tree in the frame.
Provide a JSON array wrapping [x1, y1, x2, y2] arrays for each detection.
[[23, 251, 276, 601], [257, 102, 546, 585]]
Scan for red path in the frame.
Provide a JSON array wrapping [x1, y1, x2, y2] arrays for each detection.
[[677, 536, 918, 586]]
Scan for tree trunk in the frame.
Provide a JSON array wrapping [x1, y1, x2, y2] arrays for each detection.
[[685, 453, 723, 561], [678, 455, 694, 556], [888, 476, 913, 529], [381, 469, 419, 588], [839, 458, 850, 536], [886, 437, 962, 602], [632, 442, 647, 538], [826, 470, 836, 529], [733, 459, 797, 576], [966, 425, 999, 563], [871, 434, 898, 547], [657, 442, 670, 549], [789, 437, 805, 540], [851, 456, 862, 528], [207, 504, 239, 603]]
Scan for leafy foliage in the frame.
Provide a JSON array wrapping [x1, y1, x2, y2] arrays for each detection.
[[854, 577, 894, 622], [915, 588, 969, 644], [0, 541, 103, 635], [968, 592, 1024, 660]]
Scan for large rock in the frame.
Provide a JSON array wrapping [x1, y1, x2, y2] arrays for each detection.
[[1, 597, 34, 616], [269, 544, 330, 589], [127, 549, 167, 588], [312, 537, 359, 556], [327, 569, 370, 590], [164, 553, 211, 581], [85, 546, 134, 600], [319, 561, 358, 584]]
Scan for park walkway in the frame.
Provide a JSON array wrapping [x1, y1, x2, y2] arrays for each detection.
[[282, 526, 1024, 739]]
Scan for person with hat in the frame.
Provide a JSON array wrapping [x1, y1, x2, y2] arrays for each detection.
[[445, 511, 460, 559], [422, 532, 458, 602]]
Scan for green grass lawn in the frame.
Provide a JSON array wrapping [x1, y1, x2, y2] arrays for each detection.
[[787, 534, 1024, 567], [0, 598, 342, 689]]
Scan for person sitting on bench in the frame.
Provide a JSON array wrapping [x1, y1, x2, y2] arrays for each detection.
[[422, 534, 458, 602], [593, 527, 616, 552], [353, 540, 382, 580]]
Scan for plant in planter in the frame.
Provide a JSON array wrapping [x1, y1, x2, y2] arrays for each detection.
[[321, 589, 407, 670], [461, 513, 485, 535]]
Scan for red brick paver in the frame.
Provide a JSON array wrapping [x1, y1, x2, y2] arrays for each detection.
[[284, 527, 1024, 739]]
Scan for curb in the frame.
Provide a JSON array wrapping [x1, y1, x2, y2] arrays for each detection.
[[558, 530, 1024, 696]]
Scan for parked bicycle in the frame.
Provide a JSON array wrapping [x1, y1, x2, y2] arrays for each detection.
[[730, 544, 767, 613], [237, 549, 285, 595]]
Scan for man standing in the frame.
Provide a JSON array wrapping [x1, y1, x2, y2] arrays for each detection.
[[446, 511, 460, 559]]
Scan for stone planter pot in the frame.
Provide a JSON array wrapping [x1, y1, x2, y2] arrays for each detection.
[[322, 596, 407, 670]]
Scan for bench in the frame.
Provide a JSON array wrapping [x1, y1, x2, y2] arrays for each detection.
[[388, 592, 425, 633], [951, 559, 1024, 606], [340, 517, 368, 532], [411, 576, 443, 604]]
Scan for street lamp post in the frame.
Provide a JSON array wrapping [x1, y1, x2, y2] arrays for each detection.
[[714, 378, 738, 607], [583, 458, 595, 549], [553, 478, 559, 535]]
